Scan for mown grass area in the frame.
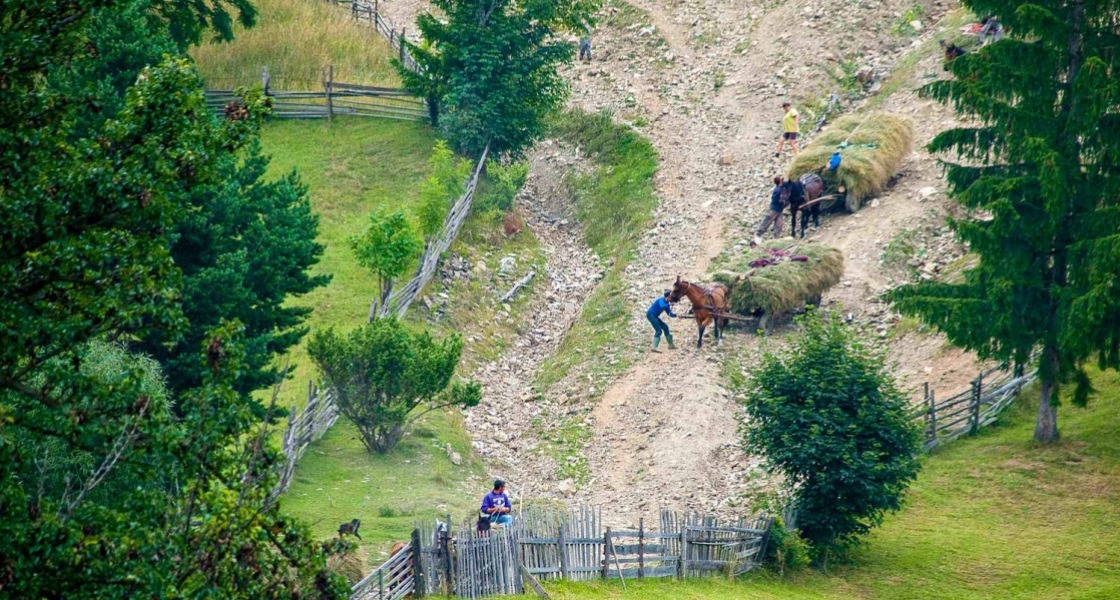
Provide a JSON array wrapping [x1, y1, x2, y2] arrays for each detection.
[[190, 0, 400, 89], [522, 369, 1120, 599]]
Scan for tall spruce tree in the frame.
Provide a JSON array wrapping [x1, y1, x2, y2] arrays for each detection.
[[889, 0, 1120, 442]]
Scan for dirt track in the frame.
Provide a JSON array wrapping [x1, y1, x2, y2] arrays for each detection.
[[379, 0, 985, 524]]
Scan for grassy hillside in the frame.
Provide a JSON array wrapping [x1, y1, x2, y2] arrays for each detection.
[[190, 0, 549, 566], [191, 0, 400, 89], [528, 369, 1120, 599]]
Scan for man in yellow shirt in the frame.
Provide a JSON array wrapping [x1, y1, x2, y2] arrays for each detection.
[[775, 102, 800, 157]]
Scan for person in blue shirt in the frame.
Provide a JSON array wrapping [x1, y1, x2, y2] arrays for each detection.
[[647, 290, 677, 351], [480, 479, 513, 527], [754, 175, 785, 245]]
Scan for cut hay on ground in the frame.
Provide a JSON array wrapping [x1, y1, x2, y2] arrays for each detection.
[[787, 113, 913, 203], [708, 240, 843, 316]]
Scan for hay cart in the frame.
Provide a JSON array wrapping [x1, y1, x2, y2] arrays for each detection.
[[705, 241, 844, 334], [788, 113, 914, 213]]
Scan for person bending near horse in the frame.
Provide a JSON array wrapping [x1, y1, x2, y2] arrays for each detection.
[[480, 479, 513, 529], [753, 176, 785, 246], [646, 290, 677, 351]]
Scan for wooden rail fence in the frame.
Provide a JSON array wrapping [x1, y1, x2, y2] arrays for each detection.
[[204, 67, 427, 122], [908, 366, 1036, 451], [271, 382, 338, 500], [352, 507, 772, 599]]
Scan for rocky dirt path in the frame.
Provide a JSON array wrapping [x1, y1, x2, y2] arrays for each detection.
[[381, 0, 985, 524]]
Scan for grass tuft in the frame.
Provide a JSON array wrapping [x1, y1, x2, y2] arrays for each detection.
[[191, 0, 400, 89]]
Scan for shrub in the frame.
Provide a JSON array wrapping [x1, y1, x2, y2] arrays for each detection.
[[308, 319, 482, 453], [763, 517, 811, 576], [741, 310, 921, 564]]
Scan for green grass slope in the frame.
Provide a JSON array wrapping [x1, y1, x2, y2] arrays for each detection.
[[528, 369, 1120, 599], [191, 0, 400, 89]]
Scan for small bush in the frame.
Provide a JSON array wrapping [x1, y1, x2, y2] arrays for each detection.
[[741, 310, 922, 564], [378, 505, 398, 518], [764, 518, 812, 576], [476, 160, 529, 215]]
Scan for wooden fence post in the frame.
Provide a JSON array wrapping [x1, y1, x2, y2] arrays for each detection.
[[637, 517, 645, 579], [601, 527, 610, 580], [411, 528, 426, 597], [441, 522, 452, 596], [400, 28, 407, 61], [324, 65, 334, 121], [378, 569, 384, 600], [558, 523, 569, 580], [927, 388, 937, 446], [678, 527, 688, 579], [971, 371, 983, 434]]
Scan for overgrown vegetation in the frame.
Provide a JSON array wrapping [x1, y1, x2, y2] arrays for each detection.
[[737, 312, 922, 564], [534, 110, 659, 395], [191, 0, 400, 88]]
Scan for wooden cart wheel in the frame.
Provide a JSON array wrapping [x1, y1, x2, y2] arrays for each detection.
[[808, 294, 822, 308], [758, 313, 772, 336], [844, 191, 862, 213]]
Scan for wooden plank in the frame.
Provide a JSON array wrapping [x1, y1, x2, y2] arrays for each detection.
[[519, 563, 550, 599]]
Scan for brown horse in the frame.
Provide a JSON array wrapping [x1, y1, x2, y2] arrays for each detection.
[[669, 277, 729, 348], [779, 173, 825, 238]]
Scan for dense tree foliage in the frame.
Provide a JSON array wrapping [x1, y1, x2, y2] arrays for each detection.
[[739, 312, 921, 564], [44, 0, 329, 407], [889, 0, 1120, 442], [308, 319, 481, 453], [400, 0, 599, 158], [0, 1, 345, 596]]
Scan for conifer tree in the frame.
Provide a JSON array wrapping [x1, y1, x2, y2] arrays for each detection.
[[889, 0, 1120, 442]]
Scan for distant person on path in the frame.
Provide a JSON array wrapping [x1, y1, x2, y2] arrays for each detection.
[[775, 102, 800, 157], [480, 479, 513, 528], [753, 176, 786, 246], [579, 35, 592, 62], [647, 290, 677, 351]]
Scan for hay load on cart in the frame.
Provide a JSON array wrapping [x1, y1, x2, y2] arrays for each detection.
[[708, 240, 843, 333], [788, 113, 913, 213]]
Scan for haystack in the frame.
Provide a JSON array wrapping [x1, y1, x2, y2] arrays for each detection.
[[326, 544, 369, 585], [708, 240, 843, 316], [788, 113, 913, 204]]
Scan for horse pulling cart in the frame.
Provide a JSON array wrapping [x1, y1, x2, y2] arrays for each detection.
[[672, 241, 844, 342]]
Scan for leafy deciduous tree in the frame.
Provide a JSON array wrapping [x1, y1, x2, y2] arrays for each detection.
[[417, 141, 474, 237], [400, 0, 599, 158], [307, 319, 481, 453], [888, 0, 1120, 442], [739, 312, 921, 564], [350, 211, 421, 320]]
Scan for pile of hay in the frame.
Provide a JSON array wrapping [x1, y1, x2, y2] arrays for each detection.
[[788, 113, 913, 203], [326, 544, 369, 585], [708, 240, 844, 316]]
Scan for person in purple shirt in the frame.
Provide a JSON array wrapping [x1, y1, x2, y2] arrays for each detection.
[[481, 479, 513, 526], [646, 290, 677, 351]]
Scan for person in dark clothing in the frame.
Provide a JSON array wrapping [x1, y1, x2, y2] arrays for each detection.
[[579, 36, 592, 62], [646, 290, 677, 351], [754, 176, 785, 245]]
